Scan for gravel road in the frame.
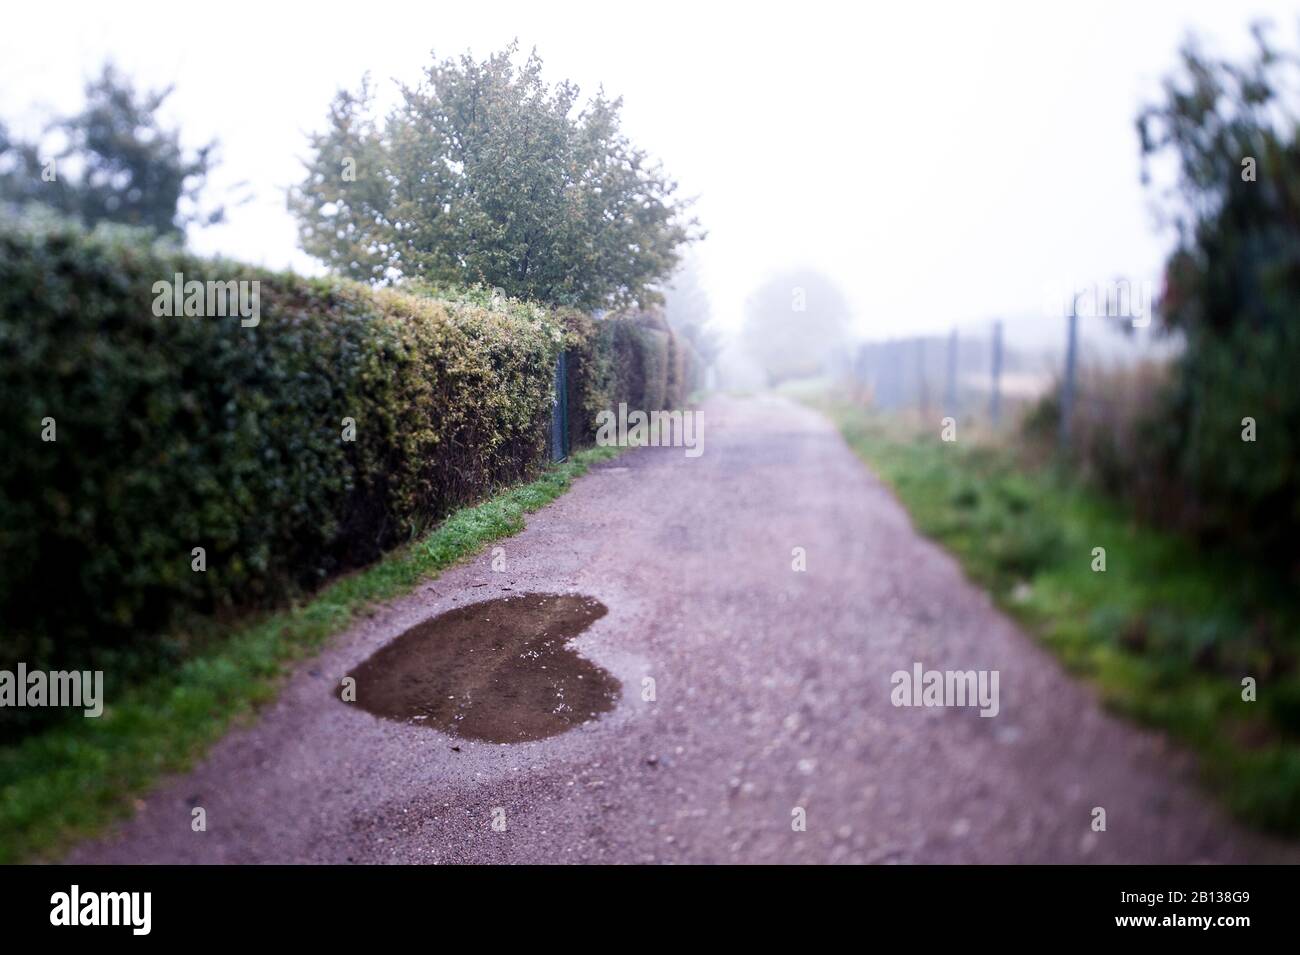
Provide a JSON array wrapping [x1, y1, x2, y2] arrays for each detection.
[[68, 395, 1298, 863]]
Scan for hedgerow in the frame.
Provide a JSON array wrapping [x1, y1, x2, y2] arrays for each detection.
[[0, 220, 695, 736], [562, 308, 699, 448]]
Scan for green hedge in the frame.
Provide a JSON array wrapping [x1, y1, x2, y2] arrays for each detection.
[[0, 221, 695, 736], [563, 309, 699, 448]]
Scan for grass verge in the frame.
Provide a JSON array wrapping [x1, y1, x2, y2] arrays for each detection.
[[0, 445, 620, 863], [815, 398, 1300, 836]]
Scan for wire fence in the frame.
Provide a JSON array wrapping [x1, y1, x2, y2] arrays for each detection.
[[850, 308, 1177, 447]]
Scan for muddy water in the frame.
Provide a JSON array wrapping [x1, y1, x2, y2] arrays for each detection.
[[342, 593, 618, 742]]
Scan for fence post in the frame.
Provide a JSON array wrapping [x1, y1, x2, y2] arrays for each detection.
[[887, 340, 897, 410], [882, 340, 895, 410], [917, 337, 929, 415], [989, 320, 1003, 426], [1059, 302, 1078, 450], [894, 339, 905, 410], [944, 328, 958, 418]]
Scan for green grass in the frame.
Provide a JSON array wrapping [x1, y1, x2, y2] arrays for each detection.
[[0, 445, 620, 863], [816, 399, 1300, 836]]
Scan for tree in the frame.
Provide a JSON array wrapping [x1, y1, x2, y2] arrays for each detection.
[[661, 253, 720, 366], [290, 44, 699, 309], [0, 64, 222, 236], [1137, 22, 1300, 559], [742, 268, 852, 385]]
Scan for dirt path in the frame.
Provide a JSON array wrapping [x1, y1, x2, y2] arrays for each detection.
[[69, 395, 1297, 863]]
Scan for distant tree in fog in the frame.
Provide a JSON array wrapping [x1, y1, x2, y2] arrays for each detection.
[[742, 268, 852, 385], [0, 64, 223, 236], [661, 254, 721, 366]]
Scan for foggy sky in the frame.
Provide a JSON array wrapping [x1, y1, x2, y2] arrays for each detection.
[[2, 0, 1295, 343]]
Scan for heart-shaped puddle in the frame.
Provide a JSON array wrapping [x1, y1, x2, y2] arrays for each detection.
[[341, 593, 618, 742]]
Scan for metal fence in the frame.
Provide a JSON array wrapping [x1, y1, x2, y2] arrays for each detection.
[[851, 308, 1177, 447], [853, 322, 1013, 425]]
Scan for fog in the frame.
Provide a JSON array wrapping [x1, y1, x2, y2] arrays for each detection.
[[2, 0, 1294, 349]]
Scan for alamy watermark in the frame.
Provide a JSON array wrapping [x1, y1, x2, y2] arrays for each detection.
[[151, 272, 260, 327], [890, 662, 999, 717], [50, 885, 150, 935], [1042, 278, 1153, 328], [0, 663, 103, 717], [595, 403, 704, 457]]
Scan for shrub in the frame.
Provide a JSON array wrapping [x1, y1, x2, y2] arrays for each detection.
[[0, 217, 701, 741], [1136, 26, 1300, 566], [561, 309, 613, 448], [562, 308, 698, 446], [0, 219, 568, 734]]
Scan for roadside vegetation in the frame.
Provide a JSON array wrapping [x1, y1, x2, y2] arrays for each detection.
[[816, 399, 1300, 835], [0, 46, 704, 860], [0, 221, 696, 735], [0, 445, 619, 863], [795, 25, 1300, 836]]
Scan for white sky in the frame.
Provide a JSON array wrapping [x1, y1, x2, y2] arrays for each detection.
[[2, 0, 1296, 343]]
